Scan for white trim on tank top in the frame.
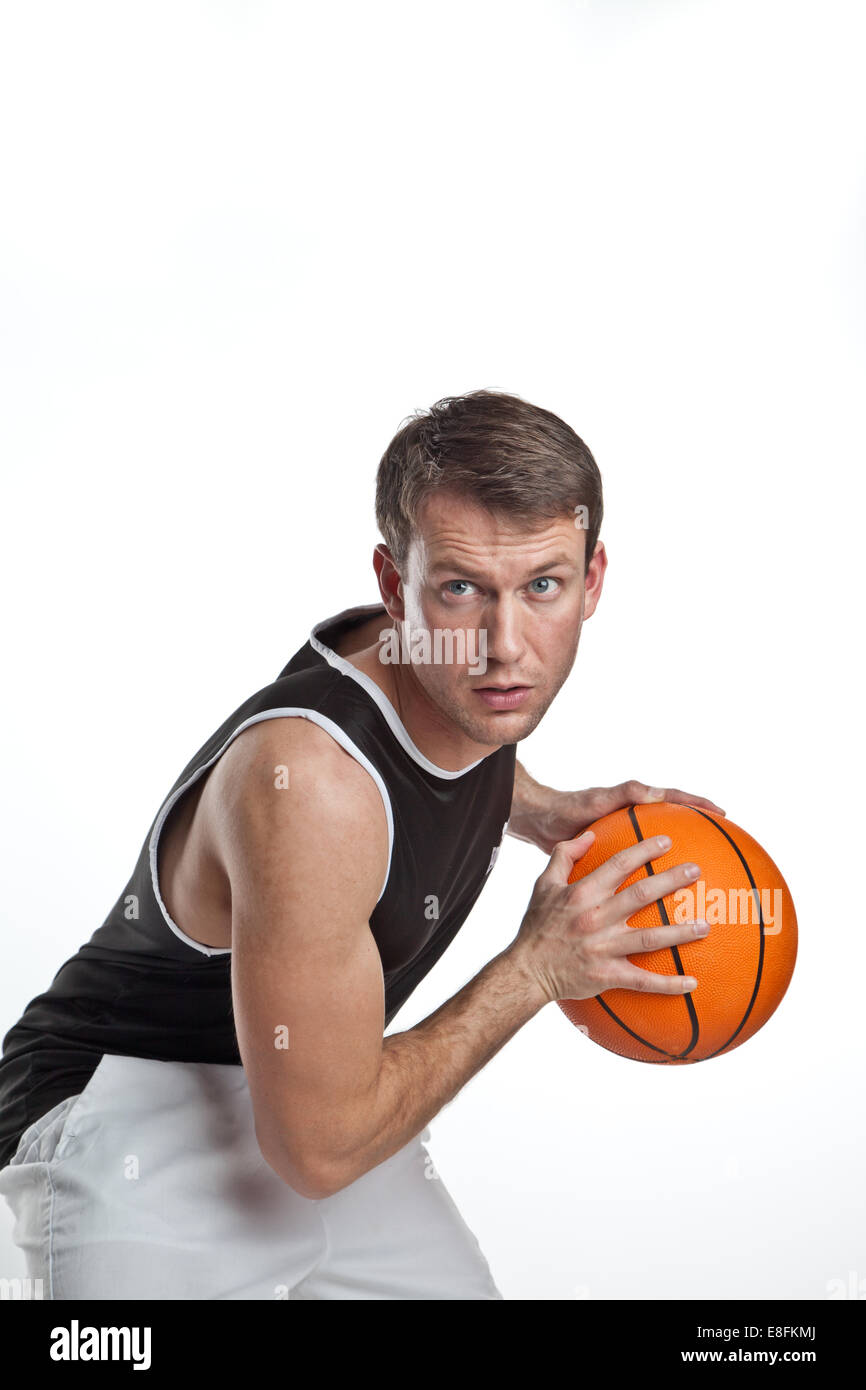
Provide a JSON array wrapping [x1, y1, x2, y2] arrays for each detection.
[[149, 707, 395, 959], [309, 603, 485, 780]]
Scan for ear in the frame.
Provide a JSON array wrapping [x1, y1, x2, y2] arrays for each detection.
[[372, 544, 406, 621], [582, 540, 607, 621]]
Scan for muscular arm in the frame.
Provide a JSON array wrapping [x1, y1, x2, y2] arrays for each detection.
[[211, 719, 546, 1201]]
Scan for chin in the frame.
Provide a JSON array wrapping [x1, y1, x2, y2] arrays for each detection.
[[463, 704, 546, 746]]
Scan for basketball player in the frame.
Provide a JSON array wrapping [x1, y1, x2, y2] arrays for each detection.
[[0, 389, 723, 1299]]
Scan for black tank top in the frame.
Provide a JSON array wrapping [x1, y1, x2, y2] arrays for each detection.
[[0, 603, 515, 1170]]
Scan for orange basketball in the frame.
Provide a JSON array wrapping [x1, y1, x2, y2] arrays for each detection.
[[557, 802, 797, 1063]]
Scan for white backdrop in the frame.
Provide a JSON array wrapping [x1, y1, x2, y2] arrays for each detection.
[[1, 0, 863, 1301]]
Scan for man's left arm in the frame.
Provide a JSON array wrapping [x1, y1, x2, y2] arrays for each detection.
[[506, 760, 726, 856]]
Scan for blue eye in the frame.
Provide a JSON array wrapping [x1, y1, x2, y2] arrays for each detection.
[[443, 576, 561, 598]]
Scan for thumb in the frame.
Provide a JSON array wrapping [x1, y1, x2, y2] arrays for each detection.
[[546, 829, 596, 882]]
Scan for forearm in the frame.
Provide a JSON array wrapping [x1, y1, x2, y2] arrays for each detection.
[[327, 945, 547, 1194], [506, 760, 557, 846]]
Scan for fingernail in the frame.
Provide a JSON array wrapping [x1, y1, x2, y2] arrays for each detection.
[[694, 921, 709, 936], [646, 787, 665, 800]]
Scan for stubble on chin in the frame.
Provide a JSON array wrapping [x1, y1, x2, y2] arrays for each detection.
[[433, 682, 555, 749]]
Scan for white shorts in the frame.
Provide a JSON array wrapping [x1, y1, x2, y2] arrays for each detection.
[[0, 1053, 502, 1300]]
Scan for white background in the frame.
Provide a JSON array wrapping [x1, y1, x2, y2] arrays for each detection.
[[1, 0, 863, 1300]]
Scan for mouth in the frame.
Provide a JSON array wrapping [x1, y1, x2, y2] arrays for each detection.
[[473, 684, 533, 710]]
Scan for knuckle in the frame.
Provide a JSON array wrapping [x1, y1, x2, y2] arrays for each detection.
[[608, 847, 632, 875], [637, 927, 656, 952], [632, 876, 654, 905], [575, 901, 601, 933]]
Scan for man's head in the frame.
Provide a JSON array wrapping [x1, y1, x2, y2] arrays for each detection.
[[375, 388, 603, 581], [372, 388, 606, 758]]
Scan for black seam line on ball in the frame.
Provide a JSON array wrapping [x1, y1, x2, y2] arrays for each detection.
[[594, 993, 682, 1059], [687, 807, 766, 1060], [630, 805, 700, 1058]]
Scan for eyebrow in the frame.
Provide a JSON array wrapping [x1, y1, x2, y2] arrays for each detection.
[[429, 552, 579, 580]]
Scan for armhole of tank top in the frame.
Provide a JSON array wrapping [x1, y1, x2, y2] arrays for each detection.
[[149, 706, 395, 958]]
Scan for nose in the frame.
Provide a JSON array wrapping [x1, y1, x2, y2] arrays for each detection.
[[483, 599, 526, 669]]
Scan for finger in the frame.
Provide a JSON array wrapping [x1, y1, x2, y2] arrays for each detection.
[[578, 833, 672, 895], [588, 780, 652, 815], [545, 829, 596, 883], [611, 919, 710, 958], [614, 962, 699, 994], [653, 787, 726, 816], [602, 859, 703, 925]]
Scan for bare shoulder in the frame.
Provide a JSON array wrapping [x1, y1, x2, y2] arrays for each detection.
[[212, 715, 386, 814], [205, 715, 390, 906]]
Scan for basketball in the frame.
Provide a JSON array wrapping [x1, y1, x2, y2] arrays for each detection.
[[557, 802, 797, 1063]]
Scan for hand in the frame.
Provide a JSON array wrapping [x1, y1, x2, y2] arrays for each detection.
[[508, 775, 726, 856], [509, 829, 711, 1005]]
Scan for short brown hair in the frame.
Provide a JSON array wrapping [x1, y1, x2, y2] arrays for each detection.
[[375, 388, 603, 577]]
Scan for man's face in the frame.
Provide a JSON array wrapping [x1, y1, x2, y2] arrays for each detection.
[[376, 488, 606, 753]]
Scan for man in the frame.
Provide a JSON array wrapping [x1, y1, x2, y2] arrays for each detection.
[[0, 388, 722, 1299]]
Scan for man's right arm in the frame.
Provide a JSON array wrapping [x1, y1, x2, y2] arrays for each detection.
[[209, 717, 548, 1200]]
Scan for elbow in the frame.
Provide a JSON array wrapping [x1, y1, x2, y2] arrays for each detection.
[[301, 1168, 352, 1201], [289, 1159, 349, 1202], [256, 1132, 352, 1201]]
